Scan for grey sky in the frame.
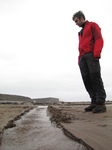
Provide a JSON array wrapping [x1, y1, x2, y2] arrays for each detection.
[[0, 0, 112, 101]]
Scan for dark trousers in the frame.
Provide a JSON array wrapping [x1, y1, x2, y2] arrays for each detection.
[[79, 53, 106, 104]]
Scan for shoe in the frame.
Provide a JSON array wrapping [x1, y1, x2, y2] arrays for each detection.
[[92, 104, 106, 113], [85, 104, 96, 112]]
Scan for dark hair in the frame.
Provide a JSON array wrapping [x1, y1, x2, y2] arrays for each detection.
[[72, 11, 85, 21]]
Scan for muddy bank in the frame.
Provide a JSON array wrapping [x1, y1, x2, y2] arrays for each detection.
[[48, 105, 76, 124], [48, 103, 112, 150], [0, 104, 35, 144], [48, 105, 93, 150], [1, 106, 87, 150]]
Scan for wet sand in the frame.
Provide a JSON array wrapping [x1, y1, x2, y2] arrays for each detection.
[[48, 102, 112, 150], [0, 104, 35, 135], [0, 103, 112, 150], [1, 106, 86, 150]]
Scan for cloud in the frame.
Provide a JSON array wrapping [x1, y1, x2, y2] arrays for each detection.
[[0, 0, 112, 101]]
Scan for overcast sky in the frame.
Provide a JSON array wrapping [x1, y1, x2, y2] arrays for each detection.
[[0, 0, 112, 102]]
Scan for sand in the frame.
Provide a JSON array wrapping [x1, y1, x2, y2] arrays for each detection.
[[48, 102, 112, 150], [0, 103, 112, 150], [0, 104, 35, 134]]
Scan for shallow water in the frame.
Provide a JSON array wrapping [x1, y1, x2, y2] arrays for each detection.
[[0, 106, 87, 150]]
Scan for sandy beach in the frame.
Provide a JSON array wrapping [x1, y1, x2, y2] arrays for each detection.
[[48, 102, 112, 150], [0, 102, 112, 150], [0, 104, 35, 142]]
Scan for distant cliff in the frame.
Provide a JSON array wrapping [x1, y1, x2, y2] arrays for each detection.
[[0, 94, 31, 102], [0, 94, 59, 104], [33, 97, 59, 104]]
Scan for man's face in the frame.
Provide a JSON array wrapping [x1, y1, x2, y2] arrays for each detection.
[[74, 17, 84, 27]]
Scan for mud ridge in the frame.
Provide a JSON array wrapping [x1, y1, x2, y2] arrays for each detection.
[[48, 105, 93, 150], [48, 105, 75, 124], [0, 106, 35, 145], [62, 127, 93, 150]]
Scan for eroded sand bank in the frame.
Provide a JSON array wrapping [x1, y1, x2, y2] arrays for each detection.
[[0, 103, 112, 150], [0, 104, 35, 144], [48, 102, 112, 150]]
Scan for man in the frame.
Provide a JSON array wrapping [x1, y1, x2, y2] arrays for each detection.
[[72, 11, 106, 113]]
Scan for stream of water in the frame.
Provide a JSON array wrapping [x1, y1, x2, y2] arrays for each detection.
[[0, 106, 87, 150]]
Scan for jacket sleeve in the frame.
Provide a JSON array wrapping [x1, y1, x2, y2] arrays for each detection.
[[91, 23, 104, 58]]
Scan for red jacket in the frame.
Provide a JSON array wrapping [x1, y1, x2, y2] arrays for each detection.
[[78, 20, 104, 63]]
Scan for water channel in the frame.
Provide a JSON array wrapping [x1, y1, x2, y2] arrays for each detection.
[[0, 106, 87, 150]]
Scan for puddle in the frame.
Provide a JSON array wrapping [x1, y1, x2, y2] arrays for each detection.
[[0, 106, 87, 150]]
